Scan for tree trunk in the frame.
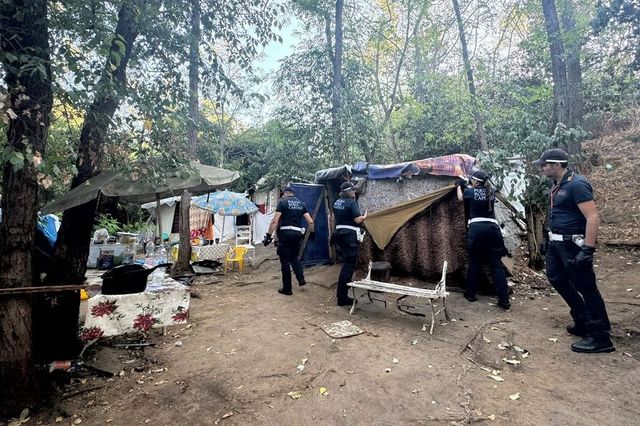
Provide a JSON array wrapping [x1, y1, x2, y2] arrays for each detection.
[[331, 0, 345, 162], [541, 0, 570, 132], [173, 191, 193, 275], [558, 0, 584, 156], [452, 0, 489, 152], [525, 205, 546, 270], [174, 0, 201, 274], [0, 0, 53, 415], [46, 0, 142, 285], [187, 0, 200, 159]]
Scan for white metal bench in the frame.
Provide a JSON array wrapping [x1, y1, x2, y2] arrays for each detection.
[[347, 261, 450, 334]]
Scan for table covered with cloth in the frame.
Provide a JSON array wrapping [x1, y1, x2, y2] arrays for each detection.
[[80, 272, 190, 339], [193, 243, 230, 261]]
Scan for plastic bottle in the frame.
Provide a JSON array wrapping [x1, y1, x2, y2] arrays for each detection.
[[122, 245, 134, 265], [145, 240, 155, 256]]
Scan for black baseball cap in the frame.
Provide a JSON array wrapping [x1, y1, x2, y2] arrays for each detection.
[[532, 148, 569, 166], [282, 185, 295, 194], [340, 182, 357, 192], [470, 170, 489, 182]]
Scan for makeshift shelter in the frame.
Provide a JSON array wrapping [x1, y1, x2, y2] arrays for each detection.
[[42, 162, 240, 214], [250, 178, 279, 245], [315, 154, 521, 281]]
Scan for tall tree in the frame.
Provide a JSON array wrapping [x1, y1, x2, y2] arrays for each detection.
[[0, 0, 53, 415], [332, 0, 345, 162], [559, 0, 584, 129], [452, 0, 489, 152], [541, 0, 570, 129], [175, 0, 202, 275], [46, 0, 144, 285]]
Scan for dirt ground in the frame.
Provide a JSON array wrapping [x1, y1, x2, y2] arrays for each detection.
[[9, 129, 640, 426], [14, 242, 639, 426]]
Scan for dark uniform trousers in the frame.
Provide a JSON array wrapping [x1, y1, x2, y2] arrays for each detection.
[[334, 230, 359, 303], [546, 241, 611, 338], [276, 230, 305, 292], [466, 222, 509, 303]]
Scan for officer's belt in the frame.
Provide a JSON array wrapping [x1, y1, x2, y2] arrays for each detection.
[[280, 226, 304, 234], [336, 225, 360, 232], [548, 231, 584, 244], [468, 217, 498, 225]]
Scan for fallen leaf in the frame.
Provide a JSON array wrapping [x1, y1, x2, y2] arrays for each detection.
[[513, 346, 524, 352], [301, 357, 308, 365], [296, 364, 305, 372], [206, 347, 213, 352], [55, 417, 63, 423], [221, 412, 233, 419], [483, 335, 491, 344], [502, 359, 521, 365], [490, 326, 500, 331], [421, 324, 427, 331], [174, 341, 183, 347], [548, 338, 558, 343], [480, 367, 492, 373], [509, 393, 520, 400], [487, 375, 504, 382], [284, 332, 290, 336], [392, 358, 399, 364], [319, 387, 328, 396], [497, 342, 510, 350], [74, 419, 82, 425], [622, 352, 632, 357], [411, 339, 418, 345], [488, 414, 496, 420], [626, 288, 633, 292], [522, 352, 530, 358], [385, 368, 392, 373], [287, 391, 302, 400], [411, 389, 420, 394]]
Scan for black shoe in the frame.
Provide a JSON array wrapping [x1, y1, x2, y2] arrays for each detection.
[[278, 288, 293, 296], [298, 281, 307, 287], [571, 337, 615, 354], [497, 300, 511, 310], [337, 297, 354, 306], [566, 325, 587, 337], [464, 294, 478, 302]]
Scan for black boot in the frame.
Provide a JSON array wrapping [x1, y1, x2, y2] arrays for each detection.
[[337, 297, 354, 306], [464, 293, 478, 302], [566, 324, 587, 337], [298, 281, 307, 287], [571, 337, 615, 353], [497, 299, 511, 310], [278, 287, 293, 296]]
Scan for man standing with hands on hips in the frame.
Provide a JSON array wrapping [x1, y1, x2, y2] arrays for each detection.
[[534, 148, 614, 353], [263, 186, 314, 296]]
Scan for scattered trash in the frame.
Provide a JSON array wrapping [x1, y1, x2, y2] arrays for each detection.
[[421, 324, 427, 331], [214, 412, 234, 424], [174, 341, 183, 347], [497, 342, 510, 350], [548, 338, 558, 343], [385, 368, 392, 373], [321, 320, 364, 338], [319, 387, 328, 396], [487, 374, 504, 382], [411, 339, 418, 345], [287, 391, 302, 400], [509, 393, 520, 400], [502, 359, 521, 365], [488, 414, 496, 420], [392, 357, 399, 364]]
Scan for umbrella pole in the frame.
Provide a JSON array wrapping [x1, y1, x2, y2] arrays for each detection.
[[221, 215, 225, 242], [156, 193, 162, 243]]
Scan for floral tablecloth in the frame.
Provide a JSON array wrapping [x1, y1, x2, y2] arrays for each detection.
[[80, 273, 190, 340]]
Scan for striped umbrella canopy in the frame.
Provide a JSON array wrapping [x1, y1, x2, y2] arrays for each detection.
[[191, 190, 258, 216]]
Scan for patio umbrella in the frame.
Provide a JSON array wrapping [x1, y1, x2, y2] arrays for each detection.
[[191, 191, 259, 241]]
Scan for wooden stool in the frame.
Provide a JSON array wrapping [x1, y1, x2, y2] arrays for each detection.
[[370, 261, 391, 282]]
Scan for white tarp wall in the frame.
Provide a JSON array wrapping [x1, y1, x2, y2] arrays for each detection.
[[251, 211, 275, 245]]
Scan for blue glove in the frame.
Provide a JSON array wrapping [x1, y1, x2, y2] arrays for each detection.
[[262, 233, 273, 247], [570, 245, 595, 267]]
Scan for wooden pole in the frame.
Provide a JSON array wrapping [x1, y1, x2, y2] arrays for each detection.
[[156, 193, 162, 241]]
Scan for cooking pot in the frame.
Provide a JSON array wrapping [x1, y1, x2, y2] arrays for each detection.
[[101, 263, 172, 295]]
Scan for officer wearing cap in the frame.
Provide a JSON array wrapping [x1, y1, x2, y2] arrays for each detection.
[[264, 185, 314, 296], [534, 148, 614, 353], [456, 170, 510, 310], [332, 181, 368, 306]]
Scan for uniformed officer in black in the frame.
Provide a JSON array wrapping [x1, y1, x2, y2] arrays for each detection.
[[456, 170, 510, 310], [332, 182, 367, 306], [534, 148, 614, 353], [264, 186, 314, 296]]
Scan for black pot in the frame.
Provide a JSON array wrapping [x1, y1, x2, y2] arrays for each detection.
[[101, 263, 172, 295]]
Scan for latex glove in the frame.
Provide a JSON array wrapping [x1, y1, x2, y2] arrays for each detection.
[[570, 245, 595, 267], [455, 178, 469, 189], [262, 233, 273, 247]]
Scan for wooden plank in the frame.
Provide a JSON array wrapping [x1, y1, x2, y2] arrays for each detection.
[[0, 284, 86, 296], [348, 280, 445, 298]]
